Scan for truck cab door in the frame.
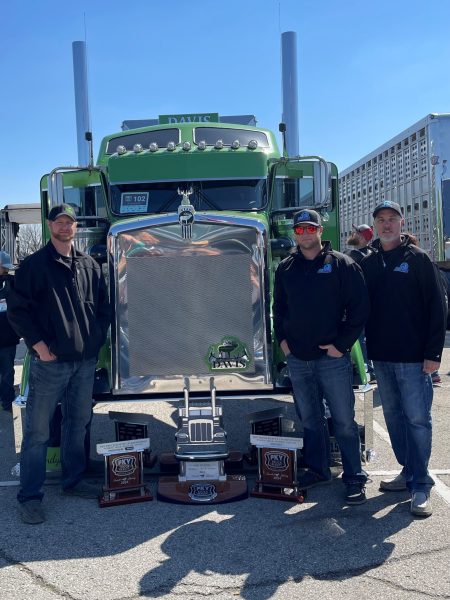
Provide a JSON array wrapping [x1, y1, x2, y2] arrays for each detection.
[[40, 167, 109, 258]]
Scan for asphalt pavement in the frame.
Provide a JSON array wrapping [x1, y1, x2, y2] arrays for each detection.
[[0, 337, 449, 600]]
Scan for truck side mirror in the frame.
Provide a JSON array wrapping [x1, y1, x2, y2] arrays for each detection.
[[48, 171, 65, 207]]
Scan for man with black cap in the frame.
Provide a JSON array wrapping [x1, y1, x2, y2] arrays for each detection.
[[8, 204, 110, 524], [361, 200, 447, 517], [0, 251, 20, 412], [274, 209, 369, 504]]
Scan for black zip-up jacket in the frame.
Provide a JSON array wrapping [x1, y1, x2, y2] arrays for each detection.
[[344, 245, 373, 265], [360, 236, 446, 363], [0, 274, 20, 348], [7, 242, 110, 361], [273, 241, 370, 360]]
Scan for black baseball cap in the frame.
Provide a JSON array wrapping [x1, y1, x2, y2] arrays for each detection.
[[293, 209, 322, 228], [48, 204, 77, 222], [372, 200, 403, 218]]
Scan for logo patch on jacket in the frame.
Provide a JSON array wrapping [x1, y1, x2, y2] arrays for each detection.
[[393, 262, 409, 273], [317, 263, 332, 274]]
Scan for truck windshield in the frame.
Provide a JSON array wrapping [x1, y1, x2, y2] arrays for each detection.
[[110, 179, 267, 215]]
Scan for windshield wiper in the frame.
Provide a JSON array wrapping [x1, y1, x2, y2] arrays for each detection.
[[192, 186, 221, 211]]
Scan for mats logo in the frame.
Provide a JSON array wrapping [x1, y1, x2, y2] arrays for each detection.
[[264, 451, 290, 472], [111, 455, 137, 477], [188, 483, 218, 502]]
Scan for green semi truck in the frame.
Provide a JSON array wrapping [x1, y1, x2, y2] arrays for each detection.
[[38, 114, 361, 404]]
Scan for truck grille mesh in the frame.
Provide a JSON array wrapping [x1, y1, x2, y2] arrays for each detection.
[[126, 254, 254, 377]]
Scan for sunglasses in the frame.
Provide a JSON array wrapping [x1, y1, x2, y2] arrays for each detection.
[[294, 225, 319, 235]]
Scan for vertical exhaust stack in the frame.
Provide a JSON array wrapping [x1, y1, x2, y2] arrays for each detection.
[[281, 31, 299, 158], [72, 41, 92, 167]]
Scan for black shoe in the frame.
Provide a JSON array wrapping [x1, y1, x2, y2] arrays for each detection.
[[62, 480, 101, 499], [297, 470, 332, 489], [18, 500, 45, 524], [345, 483, 367, 505]]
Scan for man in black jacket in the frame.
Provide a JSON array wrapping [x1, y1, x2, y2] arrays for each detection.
[[361, 200, 447, 517], [0, 251, 20, 412], [344, 224, 376, 382], [8, 204, 110, 524], [274, 209, 370, 504]]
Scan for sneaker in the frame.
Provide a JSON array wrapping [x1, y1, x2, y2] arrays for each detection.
[[62, 480, 101, 499], [297, 470, 332, 489], [18, 500, 45, 524], [411, 491, 432, 517], [345, 483, 367, 505], [379, 472, 407, 491]]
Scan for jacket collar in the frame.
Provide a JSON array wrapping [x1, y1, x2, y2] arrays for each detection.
[[47, 241, 83, 265], [296, 239, 333, 262]]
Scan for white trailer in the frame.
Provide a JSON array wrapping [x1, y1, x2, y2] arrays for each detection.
[[339, 113, 450, 262], [0, 203, 41, 263]]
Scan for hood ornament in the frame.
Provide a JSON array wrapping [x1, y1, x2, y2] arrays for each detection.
[[177, 187, 195, 240]]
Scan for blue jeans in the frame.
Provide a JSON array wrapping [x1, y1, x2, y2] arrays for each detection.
[[0, 345, 16, 409], [287, 353, 367, 484], [17, 356, 96, 503], [373, 361, 434, 493], [358, 331, 375, 378]]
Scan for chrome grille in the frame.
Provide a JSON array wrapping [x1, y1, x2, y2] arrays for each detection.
[[189, 420, 213, 442], [111, 215, 271, 394]]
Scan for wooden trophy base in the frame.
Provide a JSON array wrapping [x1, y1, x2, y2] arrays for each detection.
[[157, 474, 248, 504], [250, 482, 306, 503], [99, 485, 153, 508]]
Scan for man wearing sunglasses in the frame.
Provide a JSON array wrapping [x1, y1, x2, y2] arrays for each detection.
[[274, 209, 370, 504]]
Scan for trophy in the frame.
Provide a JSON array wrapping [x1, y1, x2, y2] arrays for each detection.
[[250, 433, 305, 503], [157, 378, 248, 504], [244, 406, 295, 465], [109, 411, 157, 468], [97, 438, 153, 507]]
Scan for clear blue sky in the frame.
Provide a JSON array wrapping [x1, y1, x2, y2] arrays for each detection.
[[2, 0, 450, 205]]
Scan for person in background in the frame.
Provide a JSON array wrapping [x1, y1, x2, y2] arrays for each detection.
[[345, 224, 376, 383], [345, 224, 374, 263], [361, 201, 447, 517], [274, 209, 369, 505], [403, 232, 447, 385], [0, 251, 20, 413], [8, 204, 110, 525]]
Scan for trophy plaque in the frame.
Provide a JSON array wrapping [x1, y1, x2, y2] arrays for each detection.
[[244, 407, 295, 465], [97, 438, 153, 507], [157, 378, 248, 504], [109, 411, 157, 468], [250, 434, 305, 503]]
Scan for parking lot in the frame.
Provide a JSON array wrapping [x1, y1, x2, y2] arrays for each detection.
[[0, 336, 449, 600]]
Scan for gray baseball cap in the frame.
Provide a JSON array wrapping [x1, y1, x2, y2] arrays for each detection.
[[0, 251, 14, 270]]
